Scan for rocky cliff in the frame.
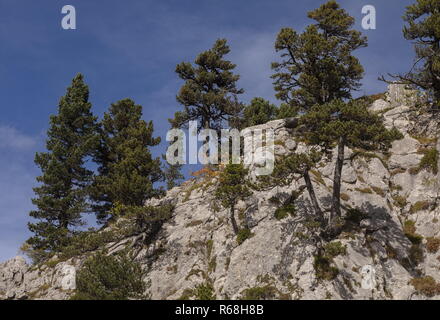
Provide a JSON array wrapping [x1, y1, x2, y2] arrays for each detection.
[[2, 84, 440, 300]]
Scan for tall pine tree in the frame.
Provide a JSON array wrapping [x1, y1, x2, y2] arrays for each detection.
[[271, 1, 367, 110], [91, 99, 162, 223], [170, 39, 244, 132], [27, 74, 99, 257]]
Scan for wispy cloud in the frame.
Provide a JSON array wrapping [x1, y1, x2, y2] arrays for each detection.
[[0, 125, 37, 150]]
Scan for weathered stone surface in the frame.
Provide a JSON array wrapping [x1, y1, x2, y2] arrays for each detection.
[[370, 99, 391, 112]]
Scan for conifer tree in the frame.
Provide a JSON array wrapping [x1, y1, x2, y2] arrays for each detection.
[[276, 103, 299, 120], [271, 1, 367, 110], [92, 99, 162, 223], [300, 100, 402, 234], [215, 164, 251, 234], [240, 97, 278, 128], [381, 0, 440, 107], [27, 74, 99, 256], [72, 250, 147, 300], [170, 39, 244, 132], [162, 155, 184, 190]]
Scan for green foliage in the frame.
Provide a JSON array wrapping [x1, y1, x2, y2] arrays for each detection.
[[388, 0, 440, 106], [313, 255, 339, 281], [276, 103, 299, 119], [241, 285, 278, 300], [418, 148, 438, 174], [215, 164, 251, 233], [410, 276, 440, 297], [314, 241, 346, 281], [27, 74, 99, 257], [194, 282, 216, 300], [237, 228, 253, 245], [162, 154, 184, 190], [170, 39, 244, 132], [91, 98, 163, 223], [240, 97, 278, 128], [323, 241, 347, 258], [274, 204, 296, 220], [410, 201, 432, 214], [71, 251, 147, 300], [271, 1, 367, 109], [268, 150, 323, 187], [178, 282, 216, 300], [299, 99, 402, 229], [300, 100, 403, 152], [58, 204, 174, 261]]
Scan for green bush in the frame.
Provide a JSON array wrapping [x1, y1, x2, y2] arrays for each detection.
[[274, 204, 296, 220], [410, 201, 431, 214], [71, 251, 147, 300], [313, 255, 339, 281], [313, 241, 346, 281], [418, 148, 438, 174], [324, 241, 347, 258], [241, 285, 278, 300], [195, 282, 216, 300], [237, 228, 253, 245]]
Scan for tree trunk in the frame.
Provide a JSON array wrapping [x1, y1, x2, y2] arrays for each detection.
[[303, 170, 323, 220], [230, 204, 239, 234], [329, 137, 346, 226]]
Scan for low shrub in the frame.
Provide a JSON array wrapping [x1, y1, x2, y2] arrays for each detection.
[[418, 148, 438, 174], [410, 276, 440, 297], [410, 201, 431, 214], [71, 251, 147, 300], [237, 228, 253, 245], [241, 285, 278, 300], [274, 204, 296, 220], [195, 282, 216, 300]]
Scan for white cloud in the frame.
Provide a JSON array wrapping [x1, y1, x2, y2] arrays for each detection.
[[0, 125, 37, 150]]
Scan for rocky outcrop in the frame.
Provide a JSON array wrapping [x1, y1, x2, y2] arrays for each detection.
[[1, 84, 439, 300], [0, 256, 77, 300]]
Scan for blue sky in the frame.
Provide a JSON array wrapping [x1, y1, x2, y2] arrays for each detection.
[[0, 0, 414, 262]]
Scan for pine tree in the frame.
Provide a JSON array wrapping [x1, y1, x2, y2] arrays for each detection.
[[72, 250, 147, 300], [381, 0, 440, 107], [300, 99, 402, 234], [162, 154, 184, 190], [276, 103, 299, 120], [92, 99, 162, 223], [271, 1, 367, 110], [27, 74, 99, 257], [215, 164, 251, 234], [170, 39, 244, 132], [240, 97, 278, 128]]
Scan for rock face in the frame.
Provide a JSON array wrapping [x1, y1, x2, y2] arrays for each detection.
[[1, 84, 439, 300], [0, 256, 77, 300]]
